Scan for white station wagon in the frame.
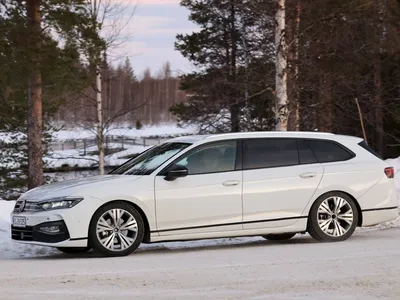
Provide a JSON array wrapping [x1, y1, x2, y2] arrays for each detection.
[[10, 132, 399, 257]]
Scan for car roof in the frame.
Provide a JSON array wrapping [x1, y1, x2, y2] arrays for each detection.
[[169, 131, 363, 144]]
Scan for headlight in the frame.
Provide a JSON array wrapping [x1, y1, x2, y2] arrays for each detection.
[[38, 197, 83, 211]]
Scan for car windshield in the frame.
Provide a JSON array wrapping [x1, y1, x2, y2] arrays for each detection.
[[109, 142, 191, 175]]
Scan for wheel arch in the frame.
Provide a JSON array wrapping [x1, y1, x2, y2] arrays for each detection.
[[88, 199, 151, 244], [307, 190, 363, 227]]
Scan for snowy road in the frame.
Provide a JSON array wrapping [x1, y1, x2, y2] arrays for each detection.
[[1, 227, 400, 300]]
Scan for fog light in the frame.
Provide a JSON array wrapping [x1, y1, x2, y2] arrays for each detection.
[[39, 225, 60, 233]]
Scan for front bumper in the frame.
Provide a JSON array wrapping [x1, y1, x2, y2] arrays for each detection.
[[10, 208, 90, 248], [11, 220, 70, 243]]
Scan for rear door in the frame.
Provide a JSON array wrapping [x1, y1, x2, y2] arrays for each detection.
[[242, 138, 324, 230]]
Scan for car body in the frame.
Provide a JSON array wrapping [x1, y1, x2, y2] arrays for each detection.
[[10, 131, 399, 256]]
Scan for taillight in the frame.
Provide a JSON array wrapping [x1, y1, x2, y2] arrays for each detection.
[[384, 167, 394, 178]]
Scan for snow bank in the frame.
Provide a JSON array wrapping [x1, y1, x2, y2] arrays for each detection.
[[0, 200, 56, 259]]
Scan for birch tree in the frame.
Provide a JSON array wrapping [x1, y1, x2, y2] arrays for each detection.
[[275, 0, 288, 131], [85, 0, 136, 175]]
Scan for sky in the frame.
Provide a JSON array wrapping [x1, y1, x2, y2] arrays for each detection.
[[110, 0, 198, 78]]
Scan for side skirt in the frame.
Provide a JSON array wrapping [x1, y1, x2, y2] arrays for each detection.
[[149, 218, 308, 243]]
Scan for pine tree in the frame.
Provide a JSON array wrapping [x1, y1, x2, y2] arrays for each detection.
[[0, 0, 103, 196], [171, 0, 276, 133]]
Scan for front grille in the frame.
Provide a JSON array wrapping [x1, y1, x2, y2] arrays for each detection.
[[13, 200, 42, 213], [11, 226, 34, 241]]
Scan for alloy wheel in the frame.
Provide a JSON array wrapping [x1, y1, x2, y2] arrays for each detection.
[[96, 208, 138, 252], [317, 196, 354, 237]]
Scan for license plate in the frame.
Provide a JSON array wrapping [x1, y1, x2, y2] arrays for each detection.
[[12, 216, 26, 228]]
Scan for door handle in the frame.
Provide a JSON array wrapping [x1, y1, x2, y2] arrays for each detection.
[[222, 180, 240, 186], [299, 172, 317, 179]]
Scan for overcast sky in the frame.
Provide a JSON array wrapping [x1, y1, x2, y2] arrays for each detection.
[[112, 0, 198, 78]]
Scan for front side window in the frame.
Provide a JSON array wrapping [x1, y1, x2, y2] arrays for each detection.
[[109, 142, 191, 175], [306, 139, 354, 163], [174, 141, 238, 175], [243, 138, 299, 169]]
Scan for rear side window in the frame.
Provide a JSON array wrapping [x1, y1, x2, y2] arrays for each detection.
[[306, 139, 354, 163], [358, 140, 383, 160], [243, 138, 299, 169], [298, 140, 318, 164]]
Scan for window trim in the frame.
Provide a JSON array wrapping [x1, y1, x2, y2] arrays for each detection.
[[157, 139, 241, 177], [297, 139, 319, 165], [304, 138, 356, 163], [241, 137, 300, 171]]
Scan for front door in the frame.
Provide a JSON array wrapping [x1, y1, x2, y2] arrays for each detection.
[[154, 140, 243, 236]]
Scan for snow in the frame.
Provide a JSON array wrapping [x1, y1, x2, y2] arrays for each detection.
[[44, 144, 150, 169], [0, 201, 56, 259], [0, 123, 195, 169], [51, 123, 197, 142], [0, 223, 400, 299]]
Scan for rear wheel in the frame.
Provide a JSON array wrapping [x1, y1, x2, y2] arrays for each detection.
[[308, 192, 358, 242], [56, 247, 91, 254], [262, 233, 296, 241], [89, 202, 145, 257]]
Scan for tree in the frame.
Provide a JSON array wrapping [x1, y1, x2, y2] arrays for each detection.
[[0, 0, 102, 196], [274, 0, 288, 131], [84, 0, 137, 175], [26, 0, 102, 189], [172, 0, 276, 133]]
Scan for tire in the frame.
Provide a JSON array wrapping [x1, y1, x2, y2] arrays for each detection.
[[57, 247, 91, 254], [89, 201, 145, 257], [262, 233, 296, 241], [308, 192, 359, 242]]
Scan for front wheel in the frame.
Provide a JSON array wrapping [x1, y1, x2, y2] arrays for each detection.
[[89, 202, 145, 257], [262, 233, 296, 241], [308, 192, 358, 242]]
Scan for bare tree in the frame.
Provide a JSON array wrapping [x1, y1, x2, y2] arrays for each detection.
[[85, 0, 137, 174]]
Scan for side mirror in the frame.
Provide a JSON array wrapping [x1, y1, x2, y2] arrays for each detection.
[[164, 166, 189, 181]]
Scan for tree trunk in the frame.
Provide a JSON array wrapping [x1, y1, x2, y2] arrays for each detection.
[[230, 0, 239, 132], [375, 0, 385, 156], [374, 54, 384, 155], [318, 73, 332, 132], [293, 0, 301, 130], [287, 0, 301, 131], [96, 66, 105, 175], [275, 0, 288, 131], [27, 0, 44, 189]]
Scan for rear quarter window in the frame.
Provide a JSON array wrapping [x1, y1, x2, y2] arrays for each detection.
[[306, 139, 355, 163], [358, 140, 383, 160]]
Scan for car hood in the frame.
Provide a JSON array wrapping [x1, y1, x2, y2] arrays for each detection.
[[20, 175, 141, 201]]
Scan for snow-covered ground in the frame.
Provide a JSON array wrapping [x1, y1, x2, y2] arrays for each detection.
[[51, 123, 197, 142], [44, 145, 150, 169], [0, 224, 400, 299]]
